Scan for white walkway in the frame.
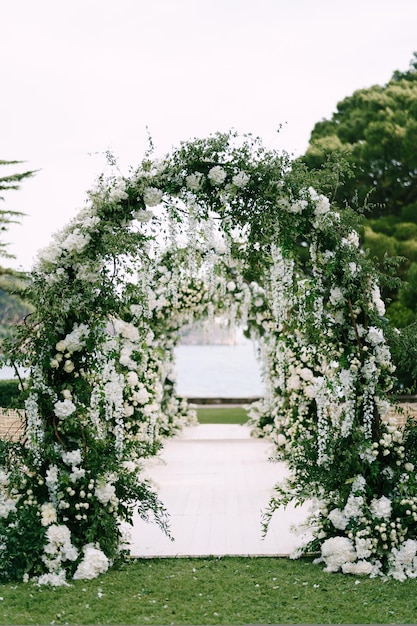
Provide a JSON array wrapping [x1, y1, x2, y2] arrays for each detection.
[[128, 424, 310, 557]]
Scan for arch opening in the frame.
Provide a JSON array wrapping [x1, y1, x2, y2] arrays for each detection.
[[0, 131, 412, 583]]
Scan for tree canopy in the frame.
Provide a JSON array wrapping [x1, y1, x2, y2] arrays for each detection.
[[300, 55, 417, 366], [0, 161, 36, 341], [301, 53, 417, 220]]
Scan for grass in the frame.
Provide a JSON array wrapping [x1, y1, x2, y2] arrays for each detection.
[[196, 406, 248, 424], [1, 556, 416, 624], [3, 408, 414, 624]]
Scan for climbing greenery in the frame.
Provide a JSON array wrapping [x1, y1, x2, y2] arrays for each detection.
[[1, 131, 416, 584]]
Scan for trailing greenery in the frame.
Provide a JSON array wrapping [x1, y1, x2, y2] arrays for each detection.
[[0, 557, 416, 625]]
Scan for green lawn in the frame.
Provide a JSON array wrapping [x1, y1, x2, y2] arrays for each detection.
[[196, 406, 248, 424], [1, 556, 416, 624], [3, 408, 414, 624]]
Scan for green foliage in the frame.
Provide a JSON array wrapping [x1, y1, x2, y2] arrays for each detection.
[[302, 54, 417, 218], [0, 379, 24, 408]]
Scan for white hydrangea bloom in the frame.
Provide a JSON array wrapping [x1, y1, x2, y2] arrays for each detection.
[[232, 171, 249, 188], [37, 571, 69, 587], [367, 326, 385, 346], [328, 508, 348, 530], [54, 399, 76, 419], [62, 229, 91, 254], [143, 187, 163, 207], [342, 560, 373, 575], [108, 178, 128, 202], [186, 172, 204, 191], [134, 209, 153, 222], [73, 544, 109, 580], [370, 495, 392, 520], [208, 166, 227, 185], [62, 449, 82, 466], [95, 480, 116, 505], [389, 539, 417, 581], [46, 524, 72, 547], [320, 536, 356, 572]]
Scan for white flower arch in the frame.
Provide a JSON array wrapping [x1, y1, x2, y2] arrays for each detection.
[[2, 131, 416, 583]]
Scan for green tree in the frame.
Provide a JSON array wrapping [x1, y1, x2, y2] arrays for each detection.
[[302, 53, 417, 220], [299, 55, 417, 389], [0, 160, 36, 259], [0, 161, 36, 341], [300, 54, 417, 328]]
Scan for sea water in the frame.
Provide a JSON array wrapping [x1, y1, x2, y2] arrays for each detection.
[[0, 340, 264, 399], [174, 341, 264, 398]]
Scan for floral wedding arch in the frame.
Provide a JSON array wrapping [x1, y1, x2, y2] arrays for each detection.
[[1, 131, 417, 584]]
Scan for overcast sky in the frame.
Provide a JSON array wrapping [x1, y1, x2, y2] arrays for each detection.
[[2, 0, 417, 271]]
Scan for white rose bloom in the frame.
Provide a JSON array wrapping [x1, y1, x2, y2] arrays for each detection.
[[186, 172, 204, 191], [348, 262, 358, 276], [70, 468, 86, 482], [109, 179, 128, 202], [299, 367, 314, 382], [82, 215, 100, 230], [143, 187, 163, 207], [208, 165, 227, 185], [287, 374, 301, 391], [54, 399, 76, 419], [0, 498, 16, 518], [37, 242, 62, 265], [232, 171, 249, 188], [46, 465, 59, 487], [134, 387, 150, 405], [124, 403, 134, 417]]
